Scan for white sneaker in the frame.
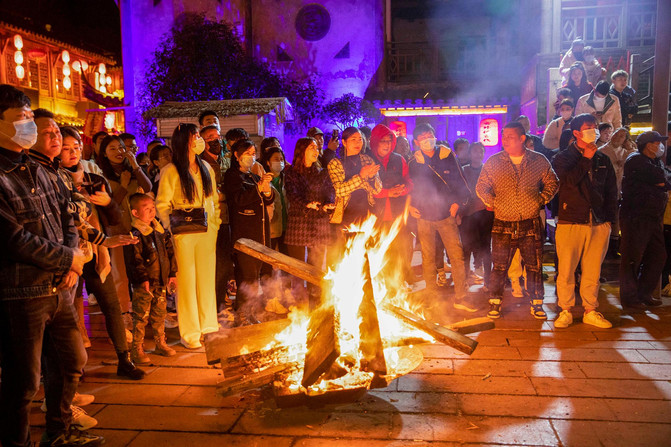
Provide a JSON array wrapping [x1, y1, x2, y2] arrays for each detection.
[[164, 313, 179, 329], [554, 309, 573, 328], [265, 297, 288, 314], [41, 393, 95, 413], [510, 280, 524, 298], [583, 311, 612, 328], [71, 405, 97, 430], [86, 293, 97, 306]]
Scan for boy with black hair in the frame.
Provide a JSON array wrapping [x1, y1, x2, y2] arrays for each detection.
[[126, 193, 178, 363], [198, 110, 220, 130]]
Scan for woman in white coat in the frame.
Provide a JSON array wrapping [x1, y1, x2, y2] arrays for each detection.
[[157, 124, 221, 348]]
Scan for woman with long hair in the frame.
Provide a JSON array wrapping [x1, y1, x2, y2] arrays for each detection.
[[564, 62, 593, 107], [97, 135, 152, 319], [259, 145, 288, 253], [284, 137, 335, 307], [224, 139, 275, 325], [156, 123, 221, 348]]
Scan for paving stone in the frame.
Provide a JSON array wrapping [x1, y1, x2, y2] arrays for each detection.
[[29, 403, 106, 428], [83, 365, 221, 385], [530, 377, 671, 399], [169, 385, 261, 408], [452, 359, 586, 378], [516, 347, 649, 362], [412, 358, 454, 374], [508, 339, 656, 349], [637, 349, 671, 363], [295, 439, 466, 447], [397, 373, 536, 395], [127, 431, 294, 447], [334, 391, 460, 414], [231, 409, 391, 438], [457, 394, 616, 420], [551, 419, 671, 447], [605, 398, 671, 423], [391, 413, 559, 444], [577, 361, 671, 380], [76, 383, 189, 406], [94, 404, 243, 432]]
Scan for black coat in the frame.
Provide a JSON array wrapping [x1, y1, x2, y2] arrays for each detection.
[[125, 222, 177, 287], [224, 168, 275, 246], [621, 152, 671, 221], [552, 143, 618, 224]]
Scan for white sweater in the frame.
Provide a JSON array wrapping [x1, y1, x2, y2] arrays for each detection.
[[156, 163, 221, 232]]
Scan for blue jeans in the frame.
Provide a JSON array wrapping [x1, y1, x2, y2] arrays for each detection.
[[417, 216, 468, 300], [0, 294, 87, 445]]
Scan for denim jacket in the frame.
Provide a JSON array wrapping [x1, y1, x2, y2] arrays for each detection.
[[0, 147, 77, 300]]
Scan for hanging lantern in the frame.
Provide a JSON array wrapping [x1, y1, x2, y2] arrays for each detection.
[[106, 75, 112, 85], [14, 51, 24, 65], [72, 61, 81, 72], [99, 85, 107, 94], [104, 111, 115, 131], [13, 34, 23, 50], [63, 76, 72, 90], [81, 60, 88, 71], [63, 63, 71, 77], [98, 63, 106, 75], [479, 118, 499, 147], [62, 50, 70, 63], [15, 65, 25, 79]]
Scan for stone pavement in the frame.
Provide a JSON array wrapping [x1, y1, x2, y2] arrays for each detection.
[[28, 258, 671, 446]]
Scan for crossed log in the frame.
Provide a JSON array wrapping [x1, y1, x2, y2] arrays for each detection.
[[203, 238, 493, 396]]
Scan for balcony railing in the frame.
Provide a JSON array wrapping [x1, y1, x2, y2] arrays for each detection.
[[385, 41, 452, 85]]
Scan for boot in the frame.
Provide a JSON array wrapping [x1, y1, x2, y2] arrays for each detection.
[[116, 351, 146, 380], [153, 335, 176, 357], [131, 344, 151, 364]]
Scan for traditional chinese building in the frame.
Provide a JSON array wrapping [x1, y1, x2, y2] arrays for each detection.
[[0, 21, 125, 137]]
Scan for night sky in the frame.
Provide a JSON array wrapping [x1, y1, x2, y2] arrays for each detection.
[[0, 0, 121, 61]]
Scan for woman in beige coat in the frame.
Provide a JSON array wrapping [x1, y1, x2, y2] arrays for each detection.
[[157, 124, 221, 348]]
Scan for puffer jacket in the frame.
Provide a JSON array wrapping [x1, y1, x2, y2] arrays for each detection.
[[621, 152, 671, 221], [125, 218, 177, 287]]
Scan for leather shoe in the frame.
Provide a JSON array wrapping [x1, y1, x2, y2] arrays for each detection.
[[622, 301, 646, 311]]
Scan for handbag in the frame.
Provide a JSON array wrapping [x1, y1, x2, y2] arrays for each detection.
[[169, 208, 208, 234]]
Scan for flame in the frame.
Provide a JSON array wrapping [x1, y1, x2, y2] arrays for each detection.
[[258, 213, 433, 393]]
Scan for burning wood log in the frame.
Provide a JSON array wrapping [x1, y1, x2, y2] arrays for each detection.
[[203, 318, 290, 365], [358, 252, 387, 375], [447, 317, 495, 335], [301, 306, 340, 387], [384, 304, 478, 355], [234, 238, 324, 286], [217, 364, 292, 397]]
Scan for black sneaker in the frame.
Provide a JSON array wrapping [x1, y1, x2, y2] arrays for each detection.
[[40, 427, 105, 446]]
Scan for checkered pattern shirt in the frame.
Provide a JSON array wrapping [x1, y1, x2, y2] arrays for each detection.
[[327, 154, 382, 224], [476, 149, 558, 222]]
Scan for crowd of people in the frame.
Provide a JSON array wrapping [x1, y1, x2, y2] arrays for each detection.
[[0, 49, 668, 446]]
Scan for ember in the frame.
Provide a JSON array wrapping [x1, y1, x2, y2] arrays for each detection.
[[204, 215, 493, 406]]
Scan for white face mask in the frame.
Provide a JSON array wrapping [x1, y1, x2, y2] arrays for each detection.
[[580, 128, 600, 144], [0, 118, 38, 149], [239, 154, 255, 170], [420, 137, 437, 152], [560, 111, 572, 120], [656, 143, 665, 159], [191, 138, 205, 155], [270, 161, 284, 175]]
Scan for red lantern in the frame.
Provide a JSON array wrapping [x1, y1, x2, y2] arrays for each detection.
[[479, 118, 499, 147]]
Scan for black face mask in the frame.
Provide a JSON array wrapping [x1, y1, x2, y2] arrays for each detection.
[[573, 51, 584, 61], [208, 139, 223, 155]]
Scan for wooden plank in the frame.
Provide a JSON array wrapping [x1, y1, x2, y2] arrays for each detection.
[[203, 318, 290, 365], [216, 364, 290, 397], [384, 305, 478, 355], [447, 317, 496, 335], [358, 252, 387, 375], [234, 238, 324, 286], [301, 306, 340, 387]]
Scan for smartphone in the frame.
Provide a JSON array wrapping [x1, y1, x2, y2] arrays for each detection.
[[332, 129, 339, 140]]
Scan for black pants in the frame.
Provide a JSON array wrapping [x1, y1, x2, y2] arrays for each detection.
[[0, 295, 87, 445], [215, 224, 234, 308], [82, 257, 128, 353], [287, 244, 326, 308], [489, 217, 544, 301], [663, 225, 671, 288], [462, 210, 494, 286], [234, 252, 262, 312], [619, 216, 666, 304]]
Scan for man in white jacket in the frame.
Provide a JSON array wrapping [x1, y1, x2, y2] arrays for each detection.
[[576, 81, 622, 130]]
